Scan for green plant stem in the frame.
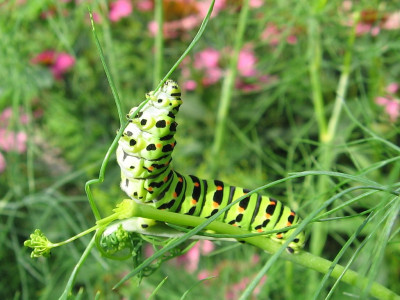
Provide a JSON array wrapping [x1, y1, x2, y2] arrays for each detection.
[[153, 0, 163, 86], [307, 11, 358, 261], [124, 202, 399, 300], [89, 9, 124, 126], [59, 236, 96, 300], [210, 0, 250, 177]]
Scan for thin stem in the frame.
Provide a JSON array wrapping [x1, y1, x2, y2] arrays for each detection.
[[210, 0, 250, 177], [89, 9, 124, 126], [153, 0, 163, 86], [58, 236, 96, 300], [308, 15, 327, 142], [326, 12, 359, 143]]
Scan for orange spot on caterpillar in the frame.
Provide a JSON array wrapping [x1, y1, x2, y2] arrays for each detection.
[[191, 199, 197, 205], [257, 229, 263, 233], [194, 182, 200, 187], [265, 213, 271, 219], [178, 177, 183, 182], [286, 222, 292, 226], [163, 177, 168, 182], [276, 233, 283, 239], [290, 211, 295, 216], [216, 186, 223, 191], [147, 187, 153, 192], [238, 207, 245, 213], [212, 201, 220, 208], [173, 192, 177, 198], [269, 201, 276, 206], [148, 166, 154, 171], [166, 121, 171, 125], [156, 143, 162, 148]]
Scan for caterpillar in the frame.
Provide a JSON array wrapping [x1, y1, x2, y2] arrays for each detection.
[[116, 80, 305, 253]]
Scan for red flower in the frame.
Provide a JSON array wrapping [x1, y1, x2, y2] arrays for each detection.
[[31, 50, 75, 80]]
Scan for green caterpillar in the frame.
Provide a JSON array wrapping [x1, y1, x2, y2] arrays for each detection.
[[116, 80, 305, 253]]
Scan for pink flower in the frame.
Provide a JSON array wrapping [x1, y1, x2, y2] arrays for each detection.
[[109, 0, 133, 22], [194, 48, 221, 70], [175, 240, 214, 273], [0, 129, 27, 153], [0, 152, 6, 173], [202, 67, 223, 86], [261, 23, 281, 46], [237, 47, 258, 77], [286, 34, 298, 44], [250, 0, 263, 8], [375, 96, 400, 122], [31, 50, 75, 80], [31, 50, 56, 66], [52, 53, 75, 80], [197, 269, 218, 281], [225, 275, 267, 300], [0, 107, 30, 126], [386, 82, 399, 94], [184, 80, 197, 91], [136, 0, 153, 11], [382, 11, 400, 30]]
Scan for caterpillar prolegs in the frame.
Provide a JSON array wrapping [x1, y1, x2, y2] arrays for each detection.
[[116, 80, 305, 253]]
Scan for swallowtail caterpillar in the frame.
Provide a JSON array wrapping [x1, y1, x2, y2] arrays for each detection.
[[116, 80, 305, 253]]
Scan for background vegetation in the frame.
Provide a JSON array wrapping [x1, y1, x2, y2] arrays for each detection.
[[0, 0, 399, 299]]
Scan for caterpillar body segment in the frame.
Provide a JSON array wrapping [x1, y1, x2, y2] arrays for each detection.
[[117, 80, 305, 253]]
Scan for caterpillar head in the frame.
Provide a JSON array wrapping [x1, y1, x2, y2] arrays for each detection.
[[147, 80, 182, 112]]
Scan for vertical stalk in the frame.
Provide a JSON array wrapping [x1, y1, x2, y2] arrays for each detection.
[[153, 0, 163, 86], [209, 0, 250, 177], [306, 4, 358, 294]]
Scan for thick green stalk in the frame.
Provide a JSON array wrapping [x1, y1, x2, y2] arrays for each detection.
[[210, 0, 250, 177], [126, 202, 399, 300]]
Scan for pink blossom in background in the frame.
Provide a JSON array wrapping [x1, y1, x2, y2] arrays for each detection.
[[31, 50, 56, 66], [0, 107, 29, 126], [109, 0, 133, 22], [184, 80, 197, 91], [261, 23, 282, 46], [0, 129, 27, 153], [88, 11, 102, 24], [237, 47, 258, 77], [286, 34, 298, 44], [375, 97, 400, 122], [197, 269, 218, 281], [136, 0, 153, 11], [250, 0, 263, 8], [31, 50, 75, 80], [382, 11, 400, 30], [194, 48, 221, 70], [52, 53, 75, 80], [386, 82, 399, 94], [0, 152, 6, 173], [202, 67, 223, 86], [341, 0, 352, 11], [225, 275, 267, 300], [175, 240, 214, 273], [261, 23, 299, 46], [375, 82, 400, 122]]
